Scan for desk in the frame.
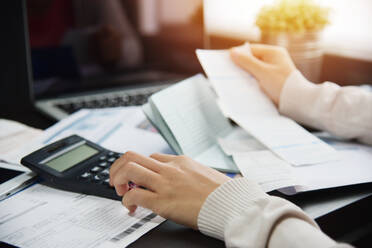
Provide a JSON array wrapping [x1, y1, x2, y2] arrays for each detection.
[[1, 106, 372, 247]]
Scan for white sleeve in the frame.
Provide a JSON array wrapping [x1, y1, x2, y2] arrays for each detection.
[[197, 178, 352, 248], [279, 70, 372, 145]]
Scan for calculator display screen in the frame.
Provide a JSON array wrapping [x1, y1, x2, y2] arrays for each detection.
[[45, 144, 99, 172]]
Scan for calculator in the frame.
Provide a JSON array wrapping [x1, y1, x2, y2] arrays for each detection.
[[21, 135, 123, 200]]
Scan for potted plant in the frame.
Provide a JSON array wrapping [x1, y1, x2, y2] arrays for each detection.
[[256, 0, 330, 82]]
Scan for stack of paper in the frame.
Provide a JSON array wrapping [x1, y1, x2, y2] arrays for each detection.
[[39, 107, 172, 156], [2, 107, 172, 172], [195, 48, 372, 194], [0, 119, 42, 171], [287, 133, 372, 194], [140, 69, 372, 194], [0, 184, 164, 248], [217, 128, 301, 192], [196, 49, 338, 167], [218, 127, 372, 194]]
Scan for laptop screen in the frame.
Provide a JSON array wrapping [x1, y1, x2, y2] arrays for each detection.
[[26, 0, 197, 99]]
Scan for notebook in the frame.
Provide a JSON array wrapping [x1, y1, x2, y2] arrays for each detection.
[[143, 74, 240, 173]]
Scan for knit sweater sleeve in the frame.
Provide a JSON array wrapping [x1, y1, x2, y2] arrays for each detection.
[[197, 178, 352, 248], [279, 70, 372, 145]]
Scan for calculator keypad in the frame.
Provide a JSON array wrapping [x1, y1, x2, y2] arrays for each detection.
[[79, 152, 122, 184]]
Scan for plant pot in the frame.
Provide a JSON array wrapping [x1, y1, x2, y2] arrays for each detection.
[[261, 31, 323, 83]]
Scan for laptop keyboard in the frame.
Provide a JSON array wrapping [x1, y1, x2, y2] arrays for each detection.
[[56, 90, 156, 114]]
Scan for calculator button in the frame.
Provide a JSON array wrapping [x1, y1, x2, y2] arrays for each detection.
[[108, 152, 115, 156], [92, 175, 102, 182], [90, 166, 101, 173], [99, 156, 107, 161], [100, 169, 110, 176], [103, 178, 110, 185], [99, 162, 108, 168], [80, 172, 91, 179], [108, 157, 116, 163], [115, 153, 123, 158]]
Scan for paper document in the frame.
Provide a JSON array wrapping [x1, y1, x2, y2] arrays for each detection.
[[217, 128, 265, 155], [218, 128, 300, 192], [196, 49, 338, 166], [233, 151, 300, 192], [145, 74, 239, 172], [0, 108, 170, 247], [143, 102, 182, 154], [219, 130, 372, 194], [0, 119, 42, 168], [285, 134, 372, 194], [0, 184, 164, 248], [5, 107, 172, 172]]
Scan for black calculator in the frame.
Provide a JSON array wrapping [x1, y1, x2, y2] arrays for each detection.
[[21, 135, 123, 200]]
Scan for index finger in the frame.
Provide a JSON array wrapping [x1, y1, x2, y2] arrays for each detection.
[[230, 47, 267, 79], [110, 151, 161, 185], [249, 44, 282, 56], [112, 161, 161, 195]]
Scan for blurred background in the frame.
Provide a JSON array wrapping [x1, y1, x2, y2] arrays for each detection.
[[27, 0, 372, 86], [134, 0, 372, 84], [1, 0, 372, 121]]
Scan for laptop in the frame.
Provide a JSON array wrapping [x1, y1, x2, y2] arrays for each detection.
[[21, 0, 185, 120]]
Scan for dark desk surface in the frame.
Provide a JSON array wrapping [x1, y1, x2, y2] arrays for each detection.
[[2, 106, 372, 248]]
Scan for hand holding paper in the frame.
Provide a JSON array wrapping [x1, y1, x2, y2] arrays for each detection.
[[196, 47, 338, 166], [230, 43, 296, 105]]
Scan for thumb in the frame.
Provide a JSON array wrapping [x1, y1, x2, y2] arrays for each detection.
[[230, 46, 267, 79]]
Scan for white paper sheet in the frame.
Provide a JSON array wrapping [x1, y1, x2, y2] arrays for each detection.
[[5, 107, 172, 170], [233, 151, 300, 192], [41, 107, 149, 145], [0, 184, 164, 248], [218, 128, 300, 192], [196, 49, 338, 166], [196, 49, 278, 118], [218, 128, 265, 155], [218, 129, 372, 194], [0, 119, 42, 167], [238, 116, 339, 166], [289, 137, 372, 193]]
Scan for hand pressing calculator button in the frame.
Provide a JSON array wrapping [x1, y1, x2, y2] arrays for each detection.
[[21, 135, 126, 200]]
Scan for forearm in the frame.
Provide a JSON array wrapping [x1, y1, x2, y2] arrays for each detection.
[[279, 70, 372, 145], [198, 178, 342, 248]]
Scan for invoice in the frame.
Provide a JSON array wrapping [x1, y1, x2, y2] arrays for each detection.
[[0, 184, 164, 248]]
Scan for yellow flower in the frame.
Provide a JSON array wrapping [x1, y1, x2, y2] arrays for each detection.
[[256, 0, 330, 33]]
